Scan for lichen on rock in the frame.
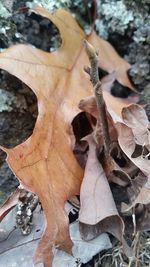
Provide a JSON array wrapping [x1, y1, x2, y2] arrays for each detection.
[[92, 0, 150, 99], [0, 89, 27, 113], [31, 0, 71, 12], [0, 2, 11, 19], [96, 0, 134, 38]]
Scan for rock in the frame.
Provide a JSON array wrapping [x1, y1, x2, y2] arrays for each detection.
[[0, 89, 27, 112], [0, 203, 112, 267]]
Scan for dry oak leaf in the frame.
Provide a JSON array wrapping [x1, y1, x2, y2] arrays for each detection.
[[0, 5, 136, 267]]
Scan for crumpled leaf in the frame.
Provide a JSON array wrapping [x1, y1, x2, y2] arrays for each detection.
[[0, 5, 137, 266], [117, 124, 150, 212], [116, 122, 150, 175], [122, 104, 150, 159], [79, 135, 131, 257], [116, 105, 150, 213]]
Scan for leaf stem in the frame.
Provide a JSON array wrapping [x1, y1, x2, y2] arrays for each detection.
[[84, 40, 110, 155]]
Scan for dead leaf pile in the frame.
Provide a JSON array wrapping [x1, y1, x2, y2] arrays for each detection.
[[0, 5, 149, 267]]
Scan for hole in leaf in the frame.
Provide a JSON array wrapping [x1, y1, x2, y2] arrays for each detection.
[[0, 70, 38, 148], [71, 112, 96, 168], [111, 80, 131, 98], [72, 111, 95, 142], [110, 183, 129, 209], [11, 11, 61, 52], [98, 67, 108, 80], [113, 155, 127, 168], [108, 32, 133, 57]]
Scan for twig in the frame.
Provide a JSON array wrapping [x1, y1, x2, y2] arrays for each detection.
[[84, 40, 110, 155]]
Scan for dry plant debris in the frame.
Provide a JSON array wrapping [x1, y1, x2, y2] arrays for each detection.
[[99, 231, 150, 267], [0, 5, 149, 267]]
